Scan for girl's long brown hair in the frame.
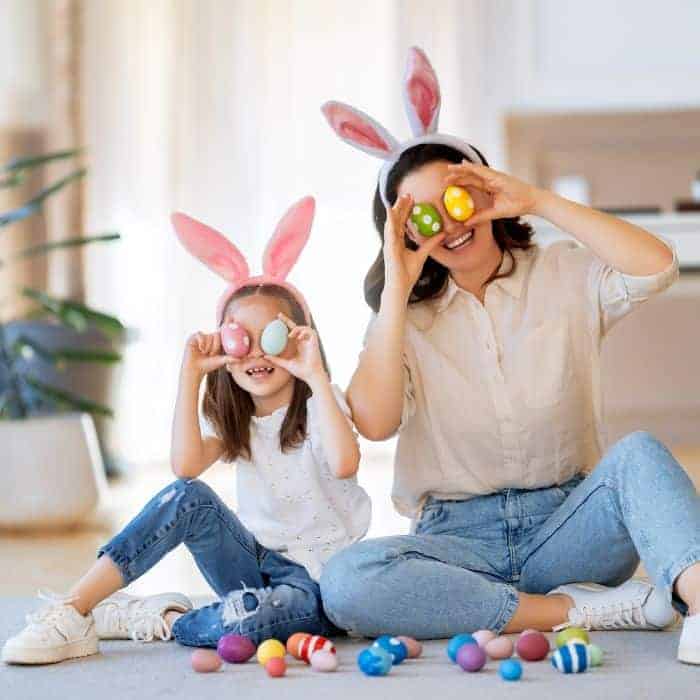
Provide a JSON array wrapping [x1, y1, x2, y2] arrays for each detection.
[[365, 143, 535, 312], [202, 284, 329, 462]]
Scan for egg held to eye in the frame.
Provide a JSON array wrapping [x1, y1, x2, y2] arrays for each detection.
[[443, 185, 474, 222], [220, 323, 250, 358], [410, 202, 443, 237], [260, 319, 289, 356]]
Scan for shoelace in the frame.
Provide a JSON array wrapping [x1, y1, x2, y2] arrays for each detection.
[[100, 599, 171, 642], [555, 598, 648, 631], [26, 590, 80, 639]]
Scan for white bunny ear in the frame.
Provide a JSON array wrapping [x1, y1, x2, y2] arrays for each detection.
[[403, 46, 441, 136], [171, 212, 250, 283], [262, 196, 315, 280], [321, 101, 398, 159]]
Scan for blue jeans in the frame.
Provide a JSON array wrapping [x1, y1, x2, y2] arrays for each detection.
[[99, 479, 338, 647], [320, 431, 700, 639]]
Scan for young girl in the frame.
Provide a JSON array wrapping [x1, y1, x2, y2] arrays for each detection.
[[2, 196, 370, 665], [319, 47, 700, 665]]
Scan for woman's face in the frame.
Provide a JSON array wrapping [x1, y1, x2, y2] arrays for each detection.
[[222, 295, 297, 399], [396, 160, 498, 276]]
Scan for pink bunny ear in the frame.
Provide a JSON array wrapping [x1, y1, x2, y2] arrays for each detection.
[[321, 101, 398, 159], [403, 46, 441, 136], [263, 196, 315, 280], [171, 212, 250, 283]]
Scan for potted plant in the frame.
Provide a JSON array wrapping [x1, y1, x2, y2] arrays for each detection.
[[0, 149, 124, 528]]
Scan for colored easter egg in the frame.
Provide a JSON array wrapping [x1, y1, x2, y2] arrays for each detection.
[[410, 203, 443, 237], [358, 647, 393, 676], [516, 631, 550, 661], [551, 642, 590, 673], [485, 636, 514, 660], [397, 636, 422, 658], [588, 643, 604, 667], [472, 630, 497, 648], [295, 635, 336, 664], [217, 633, 256, 663], [265, 657, 287, 677], [556, 627, 590, 647], [260, 319, 289, 356], [257, 639, 286, 666], [447, 633, 477, 662], [443, 186, 474, 222], [191, 649, 222, 673], [499, 659, 523, 681], [286, 632, 311, 659], [372, 636, 407, 665], [310, 650, 339, 672], [220, 322, 250, 358], [456, 643, 487, 672]]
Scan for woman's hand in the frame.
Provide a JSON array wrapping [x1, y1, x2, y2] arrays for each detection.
[[182, 331, 230, 376], [445, 161, 540, 227], [264, 314, 327, 387], [383, 193, 446, 302]]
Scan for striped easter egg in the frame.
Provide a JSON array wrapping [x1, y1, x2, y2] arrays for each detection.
[[297, 635, 336, 663], [551, 642, 590, 674]]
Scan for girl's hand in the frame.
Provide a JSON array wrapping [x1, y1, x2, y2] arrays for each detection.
[[183, 331, 231, 376], [264, 313, 327, 386], [383, 193, 446, 302], [444, 161, 541, 227]]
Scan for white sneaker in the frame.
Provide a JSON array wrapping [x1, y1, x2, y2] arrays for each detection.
[[2, 591, 98, 665], [92, 591, 192, 641], [549, 580, 677, 631], [678, 614, 700, 664]]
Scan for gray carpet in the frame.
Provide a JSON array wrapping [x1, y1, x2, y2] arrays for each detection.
[[1, 597, 697, 699]]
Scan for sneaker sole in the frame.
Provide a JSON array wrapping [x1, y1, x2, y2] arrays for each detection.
[[678, 648, 700, 665], [1, 637, 99, 665]]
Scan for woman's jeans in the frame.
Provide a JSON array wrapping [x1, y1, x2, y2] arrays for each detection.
[[320, 431, 700, 639], [98, 479, 338, 647]]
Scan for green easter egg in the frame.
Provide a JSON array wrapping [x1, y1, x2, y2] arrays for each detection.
[[410, 203, 443, 237], [556, 627, 590, 648], [588, 644, 603, 667], [261, 319, 289, 356]]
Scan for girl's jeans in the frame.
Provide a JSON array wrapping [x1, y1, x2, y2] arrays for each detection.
[[98, 479, 338, 647], [320, 431, 700, 638]]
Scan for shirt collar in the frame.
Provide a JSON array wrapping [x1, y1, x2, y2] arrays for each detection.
[[433, 248, 529, 314]]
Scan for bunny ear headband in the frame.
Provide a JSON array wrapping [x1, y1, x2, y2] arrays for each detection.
[[321, 46, 484, 207], [171, 196, 314, 325]]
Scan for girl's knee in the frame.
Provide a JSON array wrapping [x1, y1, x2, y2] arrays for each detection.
[[604, 430, 678, 480]]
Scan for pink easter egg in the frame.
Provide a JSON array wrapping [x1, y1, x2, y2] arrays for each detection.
[[516, 631, 550, 662], [265, 657, 287, 677], [310, 650, 339, 672], [485, 636, 514, 660], [472, 630, 497, 648], [191, 649, 222, 673], [221, 323, 250, 358], [397, 635, 423, 659]]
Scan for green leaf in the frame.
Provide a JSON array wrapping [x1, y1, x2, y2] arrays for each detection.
[[10, 232, 120, 262], [11, 336, 55, 363], [2, 149, 82, 174], [24, 375, 113, 417], [0, 168, 86, 228], [21, 288, 125, 339], [0, 172, 25, 189]]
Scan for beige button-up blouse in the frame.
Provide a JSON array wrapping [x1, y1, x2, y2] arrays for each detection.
[[363, 239, 679, 517]]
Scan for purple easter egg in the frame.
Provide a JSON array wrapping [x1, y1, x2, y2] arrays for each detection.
[[457, 643, 487, 672], [217, 633, 256, 663]]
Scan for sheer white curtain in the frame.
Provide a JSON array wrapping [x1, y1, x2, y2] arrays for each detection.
[[81, 0, 488, 466]]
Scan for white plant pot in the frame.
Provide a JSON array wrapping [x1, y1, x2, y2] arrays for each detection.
[[0, 413, 107, 529]]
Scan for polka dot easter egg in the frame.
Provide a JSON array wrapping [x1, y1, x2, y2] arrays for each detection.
[[443, 185, 474, 222], [220, 322, 250, 358], [358, 647, 393, 676], [410, 203, 443, 237], [372, 636, 407, 665]]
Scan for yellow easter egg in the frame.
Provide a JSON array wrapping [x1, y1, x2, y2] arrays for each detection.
[[443, 185, 474, 222], [257, 639, 286, 666]]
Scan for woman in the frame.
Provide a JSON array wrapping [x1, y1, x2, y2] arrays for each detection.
[[319, 47, 700, 664]]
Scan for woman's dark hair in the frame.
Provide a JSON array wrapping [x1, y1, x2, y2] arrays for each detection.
[[365, 143, 534, 311], [202, 284, 329, 462]]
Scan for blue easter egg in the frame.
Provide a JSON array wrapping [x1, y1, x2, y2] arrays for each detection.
[[551, 642, 590, 674], [372, 636, 408, 665], [499, 659, 523, 681], [260, 319, 288, 356], [357, 647, 393, 676], [447, 633, 477, 662]]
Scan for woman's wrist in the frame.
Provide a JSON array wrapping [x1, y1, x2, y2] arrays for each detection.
[[530, 187, 561, 219]]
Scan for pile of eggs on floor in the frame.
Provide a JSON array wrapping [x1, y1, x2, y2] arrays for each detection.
[[190, 627, 603, 680]]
